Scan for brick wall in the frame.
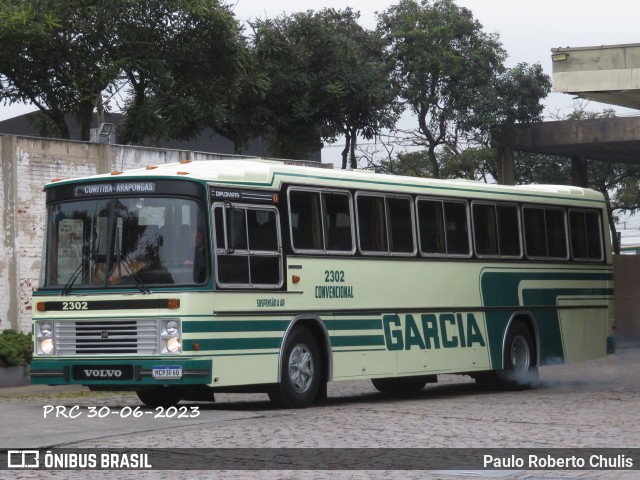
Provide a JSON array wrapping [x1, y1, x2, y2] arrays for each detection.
[[0, 134, 257, 332]]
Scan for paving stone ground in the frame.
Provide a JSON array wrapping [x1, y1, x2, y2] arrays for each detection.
[[2, 341, 639, 480]]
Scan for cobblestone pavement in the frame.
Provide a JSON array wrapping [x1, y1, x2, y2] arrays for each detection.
[[2, 342, 639, 480]]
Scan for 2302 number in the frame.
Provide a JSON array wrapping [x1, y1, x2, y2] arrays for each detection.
[[62, 301, 88, 310], [324, 270, 345, 283]]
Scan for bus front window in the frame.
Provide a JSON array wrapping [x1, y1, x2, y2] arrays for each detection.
[[42, 197, 208, 290]]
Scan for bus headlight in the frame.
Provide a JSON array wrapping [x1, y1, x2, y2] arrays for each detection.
[[164, 337, 181, 353], [165, 320, 179, 336], [36, 321, 55, 355], [40, 338, 54, 355], [40, 322, 53, 338], [160, 319, 181, 354]]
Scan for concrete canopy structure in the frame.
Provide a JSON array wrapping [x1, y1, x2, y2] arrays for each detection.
[[493, 116, 640, 186], [494, 43, 640, 186], [551, 43, 640, 110]]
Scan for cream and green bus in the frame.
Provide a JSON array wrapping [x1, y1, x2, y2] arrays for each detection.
[[30, 159, 615, 408]]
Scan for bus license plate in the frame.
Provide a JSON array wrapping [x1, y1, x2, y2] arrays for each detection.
[[152, 366, 182, 379]]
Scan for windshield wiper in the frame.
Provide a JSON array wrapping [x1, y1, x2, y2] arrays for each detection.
[[61, 253, 95, 296], [116, 253, 150, 294]]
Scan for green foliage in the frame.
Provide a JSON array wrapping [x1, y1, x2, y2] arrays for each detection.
[[377, 146, 497, 182], [0, 0, 125, 139], [0, 0, 249, 144], [377, 0, 549, 177], [251, 8, 399, 162], [0, 329, 33, 367], [117, 0, 255, 151]]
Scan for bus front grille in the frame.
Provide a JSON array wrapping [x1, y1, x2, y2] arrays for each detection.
[[55, 319, 159, 355]]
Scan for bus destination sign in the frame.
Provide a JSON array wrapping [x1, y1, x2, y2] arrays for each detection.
[[74, 182, 156, 197]]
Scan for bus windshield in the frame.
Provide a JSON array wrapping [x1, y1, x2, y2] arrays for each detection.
[[41, 196, 208, 290]]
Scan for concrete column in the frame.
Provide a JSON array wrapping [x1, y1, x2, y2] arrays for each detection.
[[1, 135, 19, 331], [97, 143, 112, 174], [497, 147, 515, 185], [571, 156, 588, 187]]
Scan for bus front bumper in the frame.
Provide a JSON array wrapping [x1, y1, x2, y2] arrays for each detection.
[[29, 358, 212, 386]]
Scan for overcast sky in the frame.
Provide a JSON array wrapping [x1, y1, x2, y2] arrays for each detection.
[[232, 0, 640, 116], [2, 0, 638, 122]]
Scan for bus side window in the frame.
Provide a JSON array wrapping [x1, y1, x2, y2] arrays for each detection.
[[570, 210, 603, 260], [214, 204, 282, 288], [324, 193, 353, 252], [524, 207, 547, 257], [248, 210, 277, 251], [289, 190, 323, 250], [473, 203, 499, 256], [473, 203, 521, 258], [497, 205, 521, 257], [387, 197, 414, 253], [524, 206, 567, 259], [546, 209, 567, 258], [418, 199, 446, 255], [444, 201, 470, 255], [357, 195, 387, 252]]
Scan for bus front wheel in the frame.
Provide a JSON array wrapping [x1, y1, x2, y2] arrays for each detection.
[[269, 326, 322, 409], [137, 387, 184, 408]]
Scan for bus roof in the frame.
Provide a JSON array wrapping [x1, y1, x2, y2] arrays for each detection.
[[47, 158, 605, 204]]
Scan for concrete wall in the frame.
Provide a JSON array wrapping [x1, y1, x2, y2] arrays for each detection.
[[0, 134, 260, 332], [613, 255, 640, 341]]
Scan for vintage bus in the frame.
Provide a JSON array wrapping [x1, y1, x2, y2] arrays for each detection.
[[30, 159, 615, 408]]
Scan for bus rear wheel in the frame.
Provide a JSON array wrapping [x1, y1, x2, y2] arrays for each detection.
[[269, 326, 322, 409], [495, 321, 538, 390], [371, 376, 429, 394], [137, 387, 184, 408]]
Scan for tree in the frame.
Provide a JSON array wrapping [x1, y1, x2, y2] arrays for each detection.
[[377, 0, 549, 178], [0, 0, 122, 140], [116, 0, 257, 152], [313, 10, 400, 169], [0, 0, 250, 145], [251, 8, 399, 162]]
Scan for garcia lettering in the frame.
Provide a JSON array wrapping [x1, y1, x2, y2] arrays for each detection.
[[383, 313, 486, 351]]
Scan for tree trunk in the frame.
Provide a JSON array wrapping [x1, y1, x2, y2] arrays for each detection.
[[349, 129, 357, 170], [48, 111, 70, 139], [428, 146, 440, 179], [607, 205, 620, 255], [78, 102, 94, 141], [341, 131, 351, 169]]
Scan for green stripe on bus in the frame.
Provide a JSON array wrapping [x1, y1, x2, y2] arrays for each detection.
[[183, 338, 282, 351], [330, 335, 386, 347], [183, 320, 289, 333], [325, 319, 383, 330]]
